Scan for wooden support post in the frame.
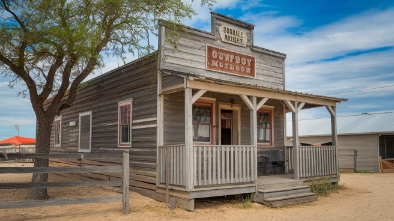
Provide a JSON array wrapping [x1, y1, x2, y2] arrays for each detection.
[[185, 88, 194, 190], [122, 151, 130, 215], [165, 148, 170, 203], [240, 95, 259, 182], [354, 150, 358, 172], [285, 101, 300, 179], [326, 105, 339, 175], [251, 97, 257, 181]]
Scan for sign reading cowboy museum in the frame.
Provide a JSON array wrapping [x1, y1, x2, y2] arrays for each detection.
[[219, 25, 247, 47], [206, 45, 256, 78]]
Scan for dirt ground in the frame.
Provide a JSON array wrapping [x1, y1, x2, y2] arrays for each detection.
[[1, 162, 393, 221]]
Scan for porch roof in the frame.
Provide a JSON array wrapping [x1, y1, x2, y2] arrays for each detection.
[[162, 70, 347, 108]]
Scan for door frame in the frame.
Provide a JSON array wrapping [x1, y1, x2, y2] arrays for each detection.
[[218, 102, 241, 145]]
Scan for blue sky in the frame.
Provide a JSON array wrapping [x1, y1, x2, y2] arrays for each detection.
[[1, 0, 394, 139]]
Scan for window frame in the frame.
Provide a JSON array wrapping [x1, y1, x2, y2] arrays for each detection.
[[118, 99, 133, 147], [54, 115, 62, 148], [78, 111, 92, 153], [257, 108, 274, 146], [192, 100, 215, 145]]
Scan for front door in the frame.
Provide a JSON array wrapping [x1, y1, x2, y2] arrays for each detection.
[[221, 110, 232, 145]]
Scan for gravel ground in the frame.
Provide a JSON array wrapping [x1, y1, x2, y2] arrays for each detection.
[[0, 162, 393, 221]]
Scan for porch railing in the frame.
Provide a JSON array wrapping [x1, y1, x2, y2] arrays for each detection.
[[158, 145, 257, 188], [286, 146, 338, 178]]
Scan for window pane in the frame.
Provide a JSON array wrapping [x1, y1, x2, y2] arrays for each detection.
[[192, 103, 212, 143], [119, 103, 131, 145], [193, 124, 210, 142], [55, 121, 61, 145], [121, 125, 130, 143], [257, 111, 271, 144]]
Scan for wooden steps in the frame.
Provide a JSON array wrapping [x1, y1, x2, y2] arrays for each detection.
[[262, 192, 317, 207], [255, 176, 317, 207]]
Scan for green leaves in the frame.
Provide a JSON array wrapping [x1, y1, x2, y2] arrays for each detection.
[[0, 0, 215, 114]]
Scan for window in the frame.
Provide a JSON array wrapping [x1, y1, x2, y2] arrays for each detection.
[[257, 109, 273, 146], [118, 99, 132, 147], [54, 116, 62, 147], [192, 102, 213, 143], [79, 111, 92, 152]]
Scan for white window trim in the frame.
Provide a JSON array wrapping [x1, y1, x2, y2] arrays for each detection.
[[54, 115, 62, 148], [78, 111, 92, 153], [118, 98, 133, 147]]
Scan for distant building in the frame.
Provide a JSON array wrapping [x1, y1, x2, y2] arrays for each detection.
[[287, 111, 394, 172]]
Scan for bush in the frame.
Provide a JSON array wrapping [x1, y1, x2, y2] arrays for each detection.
[[308, 178, 343, 196]]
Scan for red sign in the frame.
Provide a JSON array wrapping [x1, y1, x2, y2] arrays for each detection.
[[206, 45, 255, 78]]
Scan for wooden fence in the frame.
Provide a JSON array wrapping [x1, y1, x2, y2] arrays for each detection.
[[286, 146, 338, 178], [158, 145, 256, 188], [0, 152, 130, 215]]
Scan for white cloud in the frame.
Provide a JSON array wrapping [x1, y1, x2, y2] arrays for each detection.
[[252, 8, 394, 64]]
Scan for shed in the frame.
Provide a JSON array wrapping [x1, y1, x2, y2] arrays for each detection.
[[286, 111, 394, 172]]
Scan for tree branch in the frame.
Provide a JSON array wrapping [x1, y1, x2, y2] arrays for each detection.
[[1, 0, 27, 32]]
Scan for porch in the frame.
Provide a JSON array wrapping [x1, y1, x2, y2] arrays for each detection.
[[156, 76, 345, 209], [157, 144, 338, 190]]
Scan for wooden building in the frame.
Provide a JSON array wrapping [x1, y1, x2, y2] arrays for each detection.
[[51, 13, 346, 209], [286, 111, 394, 172]]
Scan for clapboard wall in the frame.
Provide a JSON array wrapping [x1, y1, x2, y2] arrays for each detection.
[[159, 15, 286, 90], [50, 55, 159, 189]]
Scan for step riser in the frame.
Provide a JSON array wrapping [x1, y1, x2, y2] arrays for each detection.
[[266, 195, 318, 208], [259, 182, 304, 189], [262, 188, 311, 199]]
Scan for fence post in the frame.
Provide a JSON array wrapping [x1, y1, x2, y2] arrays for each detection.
[[353, 150, 358, 172], [122, 151, 130, 215]]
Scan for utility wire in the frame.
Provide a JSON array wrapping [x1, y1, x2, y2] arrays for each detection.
[[325, 84, 394, 95]]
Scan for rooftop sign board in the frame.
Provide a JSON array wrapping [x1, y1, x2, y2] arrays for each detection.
[[219, 25, 247, 47], [206, 45, 255, 78]]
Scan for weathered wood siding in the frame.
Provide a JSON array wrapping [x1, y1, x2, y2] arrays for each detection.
[[299, 134, 380, 172], [161, 73, 184, 90], [50, 55, 159, 189], [159, 18, 285, 90], [163, 91, 185, 145]]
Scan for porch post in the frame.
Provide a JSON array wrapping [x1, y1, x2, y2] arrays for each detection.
[[292, 103, 300, 179], [284, 100, 299, 179], [240, 95, 261, 181], [326, 105, 339, 175], [185, 88, 194, 189], [251, 97, 258, 180]]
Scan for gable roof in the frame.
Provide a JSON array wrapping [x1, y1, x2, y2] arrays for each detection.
[[287, 111, 394, 137]]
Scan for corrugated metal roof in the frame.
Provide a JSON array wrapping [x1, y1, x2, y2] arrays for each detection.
[[287, 111, 394, 136]]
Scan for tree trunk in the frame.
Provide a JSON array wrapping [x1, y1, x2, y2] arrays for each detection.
[[28, 116, 53, 200]]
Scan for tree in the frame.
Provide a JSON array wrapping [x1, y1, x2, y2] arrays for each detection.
[[0, 0, 214, 200]]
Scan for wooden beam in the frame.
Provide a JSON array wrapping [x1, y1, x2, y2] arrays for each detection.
[[0, 181, 121, 189], [284, 100, 296, 113], [326, 106, 336, 117], [0, 196, 122, 209], [240, 95, 254, 110], [185, 88, 194, 190], [0, 166, 122, 174], [192, 90, 207, 103], [297, 102, 305, 111], [187, 80, 339, 106], [292, 102, 300, 179], [122, 151, 130, 215], [256, 98, 269, 110]]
